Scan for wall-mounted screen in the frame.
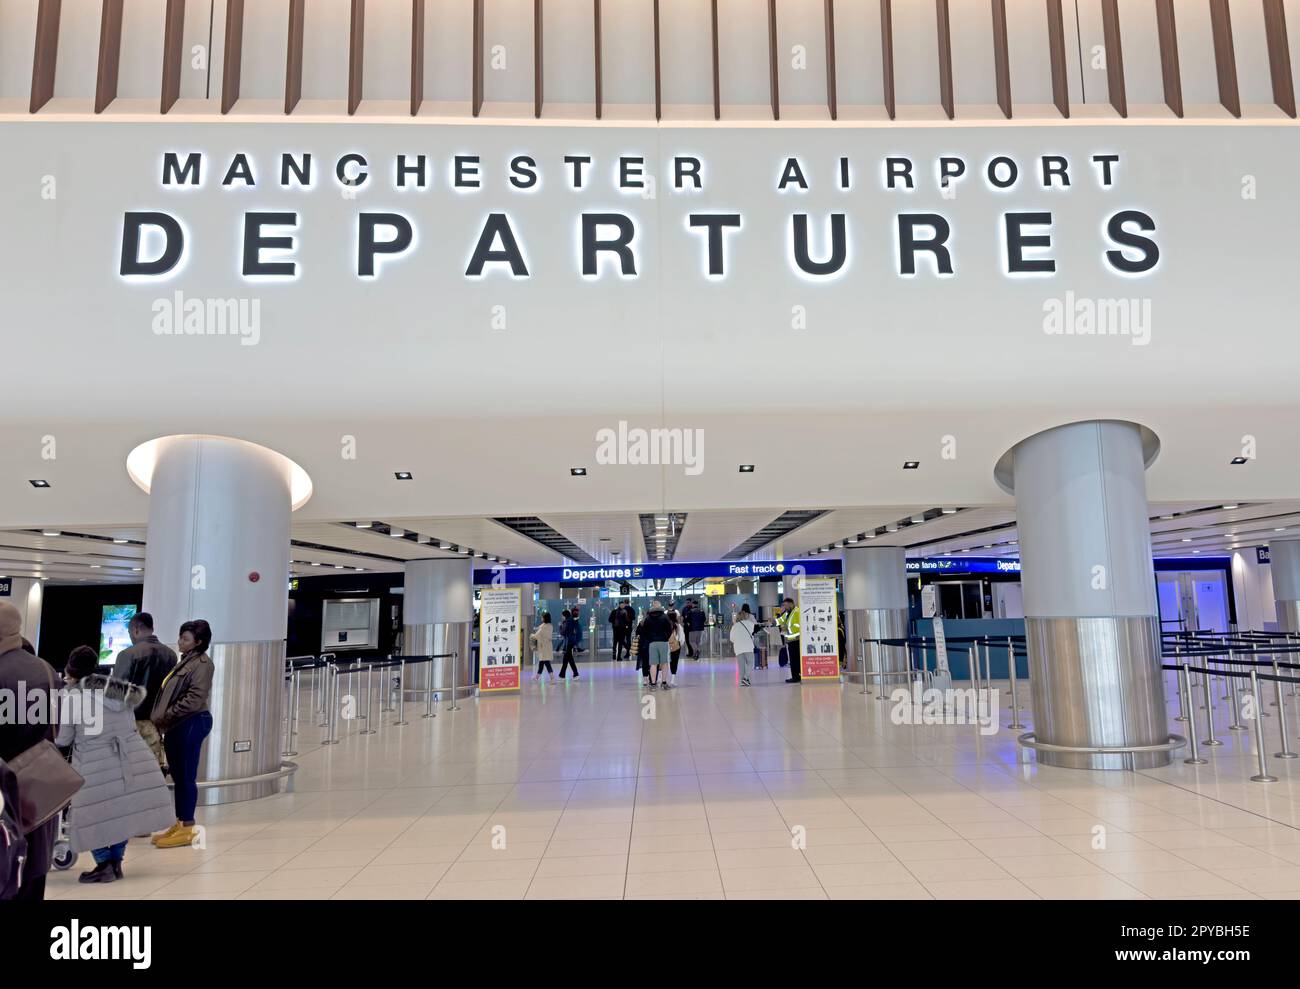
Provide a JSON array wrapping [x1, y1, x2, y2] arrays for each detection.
[[99, 604, 138, 663], [322, 598, 380, 651]]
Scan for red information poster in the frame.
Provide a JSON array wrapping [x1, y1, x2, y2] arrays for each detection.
[[798, 577, 840, 680], [479, 587, 522, 692]]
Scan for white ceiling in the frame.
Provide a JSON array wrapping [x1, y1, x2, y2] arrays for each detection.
[[8, 499, 1298, 586]]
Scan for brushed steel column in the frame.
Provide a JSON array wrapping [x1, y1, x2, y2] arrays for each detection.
[[997, 420, 1168, 770], [200, 641, 285, 805], [403, 558, 475, 699], [843, 546, 910, 679], [1269, 539, 1300, 634]]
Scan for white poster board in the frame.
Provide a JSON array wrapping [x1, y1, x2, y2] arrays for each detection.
[[479, 587, 522, 692]]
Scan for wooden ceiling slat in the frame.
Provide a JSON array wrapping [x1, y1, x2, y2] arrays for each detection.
[[1155, 0, 1182, 118], [221, 0, 245, 114], [160, 0, 184, 113], [880, 0, 895, 119], [1045, 0, 1069, 118], [410, 0, 424, 116], [95, 0, 124, 114], [285, 0, 305, 114], [653, 0, 661, 121], [594, 0, 603, 120], [472, 0, 484, 116], [767, 0, 779, 120], [1208, 0, 1240, 117], [534, 0, 543, 118], [348, 0, 365, 115], [1100, 0, 1126, 117], [824, 0, 837, 120], [711, 0, 720, 120], [936, 0, 953, 119], [991, 0, 1011, 118], [29, 0, 62, 113], [1263, 0, 1296, 118]]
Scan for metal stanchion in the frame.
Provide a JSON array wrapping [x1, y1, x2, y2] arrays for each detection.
[[282, 667, 293, 757], [969, 644, 980, 696], [381, 654, 396, 712], [1252, 645, 1271, 718], [1180, 666, 1207, 765], [448, 650, 461, 711], [285, 667, 301, 757], [316, 664, 330, 727], [1172, 646, 1187, 722], [1249, 669, 1278, 782], [423, 660, 438, 719], [1006, 640, 1024, 731], [361, 663, 377, 735], [394, 659, 409, 726], [858, 637, 870, 694], [1201, 670, 1223, 746], [1226, 650, 1248, 732], [322, 665, 340, 745], [1269, 660, 1296, 759]]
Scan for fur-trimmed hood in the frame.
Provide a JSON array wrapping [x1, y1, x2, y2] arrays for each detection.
[[73, 673, 147, 713]]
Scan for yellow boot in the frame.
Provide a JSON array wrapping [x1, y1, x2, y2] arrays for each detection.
[[150, 821, 182, 845], [153, 824, 197, 849]]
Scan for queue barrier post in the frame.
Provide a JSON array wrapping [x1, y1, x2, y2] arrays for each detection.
[[424, 660, 438, 719], [323, 663, 341, 746], [1248, 669, 1279, 783], [1180, 665, 1207, 766], [1272, 660, 1297, 759], [858, 637, 870, 695], [448, 650, 461, 712], [1201, 669, 1223, 747], [394, 659, 409, 726], [361, 662, 377, 736], [1006, 638, 1025, 731]]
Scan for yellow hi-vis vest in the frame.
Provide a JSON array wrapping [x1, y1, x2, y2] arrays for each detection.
[[778, 608, 802, 642]]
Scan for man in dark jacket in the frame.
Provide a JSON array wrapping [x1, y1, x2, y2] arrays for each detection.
[[609, 602, 635, 661], [640, 602, 674, 688], [112, 612, 177, 768], [0, 601, 60, 901]]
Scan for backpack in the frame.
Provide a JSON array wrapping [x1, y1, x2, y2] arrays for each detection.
[[0, 758, 29, 901]]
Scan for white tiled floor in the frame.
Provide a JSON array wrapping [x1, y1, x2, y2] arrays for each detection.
[[45, 659, 1300, 900]]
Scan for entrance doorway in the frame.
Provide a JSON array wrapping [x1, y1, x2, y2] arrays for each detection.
[[1157, 570, 1230, 633]]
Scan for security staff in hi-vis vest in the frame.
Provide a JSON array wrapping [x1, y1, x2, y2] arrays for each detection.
[[779, 598, 803, 683]]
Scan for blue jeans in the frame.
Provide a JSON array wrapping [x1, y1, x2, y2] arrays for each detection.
[[92, 841, 127, 865], [163, 710, 213, 823]]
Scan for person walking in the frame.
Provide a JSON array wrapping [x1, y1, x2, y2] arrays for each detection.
[[610, 601, 635, 661], [730, 605, 760, 687], [150, 620, 214, 850], [57, 646, 174, 884], [664, 608, 684, 690], [531, 612, 556, 682], [111, 612, 177, 770], [640, 601, 673, 689], [780, 598, 803, 683], [558, 610, 581, 679], [0, 602, 60, 901]]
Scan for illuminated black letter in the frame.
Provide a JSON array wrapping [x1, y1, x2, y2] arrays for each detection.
[[120, 212, 184, 277], [897, 214, 953, 276], [466, 213, 529, 276]]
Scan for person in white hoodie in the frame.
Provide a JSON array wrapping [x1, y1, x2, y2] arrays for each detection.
[[531, 612, 556, 683], [729, 605, 760, 687]]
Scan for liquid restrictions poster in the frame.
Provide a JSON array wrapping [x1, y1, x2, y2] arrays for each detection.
[[798, 577, 840, 679], [479, 587, 522, 692]]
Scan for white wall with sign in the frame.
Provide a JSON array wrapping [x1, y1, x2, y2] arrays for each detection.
[[2, 118, 1299, 526]]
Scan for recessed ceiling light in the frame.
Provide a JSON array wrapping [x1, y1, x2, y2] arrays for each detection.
[[28, 479, 50, 488], [1181, 538, 1192, 542], [1192, 549, 1200, 554], [113, 538, 129, 544], [1276, 528, 1287, 533], [389, 528, 405, 538], [570, 467, 587, 476], [911, 515, 924, 524], [335, 565, 345, 569], [847, 537, 859, 544], [941, 508, 957, 515], [89, 564, 100, 569], [41, 530, 60, 537], [1222, 504, 1238, 510], [903, 461, 919, 470], [739, 465, 755, 473], [458, 548, 470, 554], [131, 567, 142, 572], [394, 471, 413, 480], [310, 562, 320, 566], [1231, 457, 1248, 465], [1160, 515, 1174, 520], [356, 522, 372, 529]]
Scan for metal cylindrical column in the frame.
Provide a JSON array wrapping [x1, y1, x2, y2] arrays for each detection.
[[402, 558, 474, 701], [997, 420, 1168, 770], [1269, 539, 1300, 634], [131, 434, 309, 804], [842, 546, 910, 686]]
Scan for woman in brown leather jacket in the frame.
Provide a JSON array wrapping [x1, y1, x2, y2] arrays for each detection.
[[150, 619, 214, 850]]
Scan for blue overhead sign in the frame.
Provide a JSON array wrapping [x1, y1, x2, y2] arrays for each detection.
[[1258, 546, 1271, 564], [906, 558, 1022, 575], [472, 559, 843, 585]]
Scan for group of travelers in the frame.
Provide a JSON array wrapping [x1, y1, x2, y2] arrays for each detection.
[[529, 609, 582, 682], [0, 603, 215, 899]]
